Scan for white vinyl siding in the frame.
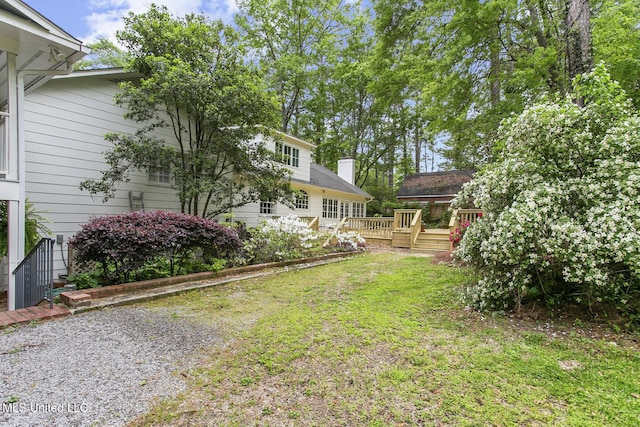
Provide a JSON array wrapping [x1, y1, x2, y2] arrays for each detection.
[[24, 75, 181, 277]]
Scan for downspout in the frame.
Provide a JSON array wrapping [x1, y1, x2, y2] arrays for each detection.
[[8, 58, 79, 310]]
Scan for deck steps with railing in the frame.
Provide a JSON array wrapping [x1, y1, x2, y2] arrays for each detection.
[[332, 208, 482, 253], [411, 229, 450, 253]]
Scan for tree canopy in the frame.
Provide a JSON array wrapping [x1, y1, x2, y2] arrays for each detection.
[[74, 38, 129, 70], [81, 5, 292, 218], [81, 1, 640, 207]]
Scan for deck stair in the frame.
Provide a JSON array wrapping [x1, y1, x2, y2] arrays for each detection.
[[411, 229, 450, 254]]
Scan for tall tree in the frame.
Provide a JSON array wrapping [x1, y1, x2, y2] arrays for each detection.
[[80, 5, 292, 218], [592, 0, 640, 103], [371, 0, 639, 171], [74, 38, 130, 70], [566, 0, 593, 80], [235, 0, 349, 135]]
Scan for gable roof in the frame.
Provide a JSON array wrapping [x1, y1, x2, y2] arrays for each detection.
[[397, 170, 474, 198], [295, 163, 372, 199]]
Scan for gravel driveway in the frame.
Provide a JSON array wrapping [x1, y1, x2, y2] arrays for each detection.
[[0, 306, 221, 426]]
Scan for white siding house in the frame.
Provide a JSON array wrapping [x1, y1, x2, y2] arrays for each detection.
[[0, 0, 88, 309], [22, 69, 372, 280]]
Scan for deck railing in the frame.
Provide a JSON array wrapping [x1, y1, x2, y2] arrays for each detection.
[[13, 238, 55, 309], [394, 209, 417, 231], [409, 209, 423, 246], [302, 216, 319, 231], [341, 217, 395, 239], [328, 209, 424, 248], [449, 208, 484, 250]]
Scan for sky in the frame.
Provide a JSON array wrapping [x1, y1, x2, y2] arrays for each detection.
[[24, 0, 239, 44]]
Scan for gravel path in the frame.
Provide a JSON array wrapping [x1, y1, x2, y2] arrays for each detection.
[[0, 306, 222, 426]]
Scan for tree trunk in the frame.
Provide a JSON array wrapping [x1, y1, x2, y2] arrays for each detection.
[[414, 130, 421, 174], [565, 0, 593, 81]]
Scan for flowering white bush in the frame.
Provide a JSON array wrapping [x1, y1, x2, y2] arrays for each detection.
[[453, 64, 640, 314], [334, 231, 366, 252], [244, 215, 319, 263]]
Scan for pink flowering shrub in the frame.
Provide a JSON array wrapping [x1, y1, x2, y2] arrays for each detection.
[[449, 220, 471, 247]]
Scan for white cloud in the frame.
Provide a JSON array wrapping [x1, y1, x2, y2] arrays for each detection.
[[81, 0, 239, 43]]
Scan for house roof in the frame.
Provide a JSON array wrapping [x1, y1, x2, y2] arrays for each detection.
[[0, 0, 88, 106], [397, 170, 474, 198], [295, 163, 372, 199]]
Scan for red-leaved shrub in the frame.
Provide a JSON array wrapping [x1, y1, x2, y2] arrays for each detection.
[[68, 210, 241, 284]]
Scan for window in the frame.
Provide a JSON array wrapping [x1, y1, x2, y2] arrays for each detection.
[[322, 198, 338, 219], [352, 202, 365, 218], [275, 141, 300, 167], [340, 201, 350, 219], [295, 190, 309, 209], [260, 198, 275, 215], [148, 161, 172, 185]]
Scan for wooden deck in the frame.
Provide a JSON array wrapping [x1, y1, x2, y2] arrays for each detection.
[[334, 208, 483, 254]]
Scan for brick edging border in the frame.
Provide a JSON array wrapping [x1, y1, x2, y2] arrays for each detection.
[[60, 251, 362, 307]]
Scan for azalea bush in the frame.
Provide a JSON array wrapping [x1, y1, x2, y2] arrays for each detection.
[[69, 210, 242, 285], [454, 65, 640, 316], [328, 231, 367, 252], [449, 220, 471, 248], [243, 215, 321, 264]]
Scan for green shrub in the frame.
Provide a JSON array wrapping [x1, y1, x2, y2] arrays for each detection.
[[0, 200, 50, 256], [67, 270, 104, 290]]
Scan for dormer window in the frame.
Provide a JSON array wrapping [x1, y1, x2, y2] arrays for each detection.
[[275, 141, 299, 168]]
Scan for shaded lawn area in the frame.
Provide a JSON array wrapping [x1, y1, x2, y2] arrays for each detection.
[[131, 252, 639, 426]]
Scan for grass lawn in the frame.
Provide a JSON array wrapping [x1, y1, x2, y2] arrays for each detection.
[[131, 251, 640, 426]]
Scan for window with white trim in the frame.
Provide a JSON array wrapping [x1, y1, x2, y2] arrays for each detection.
[[148, 161, 172, 185], [339, 201, 350, 219], [260, 198, 275, 214], [352, 202, 365, 218], [294, 190, 309, 209], [322, 198, 338, 219], [275, 141, 300, 167]]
